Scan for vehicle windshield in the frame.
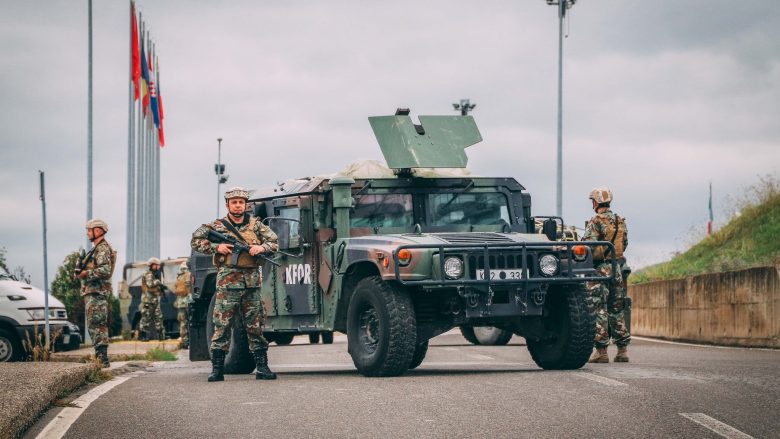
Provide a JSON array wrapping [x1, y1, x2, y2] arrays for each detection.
[[125, 267, 146, 287], [428, 192, 510, 226], [351, 194, 414, 229]]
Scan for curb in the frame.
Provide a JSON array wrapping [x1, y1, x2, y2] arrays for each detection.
[[0, 362, 97, 439]]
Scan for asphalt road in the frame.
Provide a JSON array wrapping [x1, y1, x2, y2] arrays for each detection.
[[25, 333, 780, 439]]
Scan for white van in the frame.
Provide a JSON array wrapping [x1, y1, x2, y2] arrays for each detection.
[[0, 274, 82, 361]]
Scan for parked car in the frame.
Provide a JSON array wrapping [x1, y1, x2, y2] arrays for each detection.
[[0, 273, 82, 361]]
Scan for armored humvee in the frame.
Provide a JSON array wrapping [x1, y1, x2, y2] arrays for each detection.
[[189, 109, 616, 377]]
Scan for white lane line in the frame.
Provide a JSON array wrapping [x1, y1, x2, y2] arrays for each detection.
[[35, 374, 139, 439], [467, 354, 494, 361], [633, 336, 777, 352], [576, 372, 628, 386], [680, 413, 755, 439]]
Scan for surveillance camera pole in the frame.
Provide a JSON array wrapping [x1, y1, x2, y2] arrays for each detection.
[[453, 98, 476, 116]]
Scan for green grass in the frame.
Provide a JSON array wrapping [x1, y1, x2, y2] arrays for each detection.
[[145, 347, 177, 361], [631, 191, 780, 284]]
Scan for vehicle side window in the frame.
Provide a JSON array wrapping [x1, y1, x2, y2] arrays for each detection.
[[276, 206, 301, 246]]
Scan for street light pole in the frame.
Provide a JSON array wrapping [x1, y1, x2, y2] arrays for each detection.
[[545, 0, 576, 217], [215, 138, 227, 218], [453, 98, 476, 116]]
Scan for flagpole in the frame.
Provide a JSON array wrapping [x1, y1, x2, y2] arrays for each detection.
[[154, 54, 161, 258], [138, 19, 146, 260], [86, 0, 93, 248], [127, 0, 136, 263]]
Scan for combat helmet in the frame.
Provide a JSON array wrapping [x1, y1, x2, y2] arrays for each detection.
[[224, 186, 250, 201], [85, 218, 109, 233], [588, 187, 613, 205], [147, 257, 161, 266], [179, 261, 189, 273]]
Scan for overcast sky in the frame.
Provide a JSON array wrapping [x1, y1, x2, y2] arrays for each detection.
[[1, 0, 778, 290]]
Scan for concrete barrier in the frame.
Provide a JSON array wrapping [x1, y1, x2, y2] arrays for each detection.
[[629, 265, 780, 348]]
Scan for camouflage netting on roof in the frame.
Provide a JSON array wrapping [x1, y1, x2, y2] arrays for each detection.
[[334, 160, 474, 179]]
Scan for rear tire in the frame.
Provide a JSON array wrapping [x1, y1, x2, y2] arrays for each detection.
[[526, 287, 594, 370], [321, 331, 334, 344], [473, 326, 513, 346], [308, 333, 320, 344], [346, 276, 416, 377], [273, 333, 295, 345], [459, 325, 480, 345]]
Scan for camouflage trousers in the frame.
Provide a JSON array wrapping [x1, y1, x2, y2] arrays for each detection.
[[210, 267, 269, 352], [177, 308, 189, 345], [586, 262, 630, 348], [84, 294, 109, 348], [139, 299, 164, 336]]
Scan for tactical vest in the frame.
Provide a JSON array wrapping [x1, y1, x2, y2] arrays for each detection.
[[175, 273, 191, 297], [142, 271, 163, 302], [213, 216, 262, 269], [592, 215, 626, 262]]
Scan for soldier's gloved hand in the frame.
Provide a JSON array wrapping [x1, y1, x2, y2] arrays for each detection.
[[249, 245, 265, 256], [216, 243, 233, 255], [78, 270, 88, 279]]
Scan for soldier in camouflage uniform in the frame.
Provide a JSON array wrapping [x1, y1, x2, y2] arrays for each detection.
[[582, 187, 630, 363], [76, 218, 116, 368], [139, 257, 165, 341], [174, 262, 192, 349], [191, 187, 279, 382]]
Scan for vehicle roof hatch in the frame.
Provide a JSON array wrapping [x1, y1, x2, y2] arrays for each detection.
[[368, 109, 482, 170]]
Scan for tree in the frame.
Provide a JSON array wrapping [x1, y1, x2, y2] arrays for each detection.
[[0, 247, 31, 284]]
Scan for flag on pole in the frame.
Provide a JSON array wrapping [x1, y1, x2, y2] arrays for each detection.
[[148, 49, 160, 128], [131, 2, 140, 100], [156, 60, 165, 147], [140, 35, 151, 115], [708, 182, 713, 236]]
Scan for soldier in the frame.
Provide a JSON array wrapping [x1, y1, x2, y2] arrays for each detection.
[[174, 261, 192, 349], [582, 187, 630, 363], [191, 187, 279, 382], [76, 218, 116, 368], [139, 257, 165, 341]]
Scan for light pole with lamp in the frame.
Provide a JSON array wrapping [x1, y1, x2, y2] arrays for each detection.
[[215, 138, 228, 217], [545, 0, 576, 217]]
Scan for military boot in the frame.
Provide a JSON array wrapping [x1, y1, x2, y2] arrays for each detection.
[[208, 349, 225, 382], [614, 346, 630, 363], [588, 346, 609, 363], [253, 347, 277, 380], [95, 346, 110, 368], [138, 331, 149, 342]]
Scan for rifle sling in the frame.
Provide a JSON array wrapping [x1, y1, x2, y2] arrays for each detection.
[[219, 218, 249, 245]]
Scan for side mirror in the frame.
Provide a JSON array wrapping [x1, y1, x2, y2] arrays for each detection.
[[542, 219, 558, 241]]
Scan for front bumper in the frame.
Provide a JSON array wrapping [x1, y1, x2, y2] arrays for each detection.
[[15, 322, 82, 352]]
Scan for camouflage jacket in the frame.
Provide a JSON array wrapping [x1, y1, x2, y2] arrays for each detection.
[[174, 271, 192, 309], [80, 239, 115, 297], [190, 215, 278, 268], [582, 209, 628, 262], [141, 269, 163, 303]]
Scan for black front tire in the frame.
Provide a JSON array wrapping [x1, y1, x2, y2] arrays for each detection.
[[0, 329, 22, 362], [206, 293, 255, 374], [346, 276, 416, 377], [526, 287, 594, 370], [473, 326, 513, 346], [408, 341, 429, 370]]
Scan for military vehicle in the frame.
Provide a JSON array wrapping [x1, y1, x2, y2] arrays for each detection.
[[118, 257, 187, 338], [189, 109, 616, 377]]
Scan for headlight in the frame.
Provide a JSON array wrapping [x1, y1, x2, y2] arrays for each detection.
[[443, 257, 464, 279], [539, 254, 559, 276], [26, 309, 46, 320]]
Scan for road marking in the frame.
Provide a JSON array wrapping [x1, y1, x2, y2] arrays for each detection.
[[633, 336, 777, 352], [680, 413, 754, 439], [467, 354, 494, 361], [35, 373, 139, 439], [241, 401, 269, 406], [575, 372, 628, 386]]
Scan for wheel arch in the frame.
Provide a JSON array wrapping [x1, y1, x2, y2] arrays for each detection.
[[334, 261, 381, 332]]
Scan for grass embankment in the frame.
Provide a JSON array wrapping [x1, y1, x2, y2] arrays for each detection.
[[631, 191, 780, 284]]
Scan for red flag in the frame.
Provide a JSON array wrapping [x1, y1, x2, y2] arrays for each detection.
[[131, 2, 140, 100]]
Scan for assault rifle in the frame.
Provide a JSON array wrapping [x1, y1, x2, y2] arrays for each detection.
[[74, 247, 94, 278], [207, 229, 281, 267]]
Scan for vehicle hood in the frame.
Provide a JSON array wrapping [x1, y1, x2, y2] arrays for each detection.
[[0, 280, 66, 309], [349, 231, 551, 247]]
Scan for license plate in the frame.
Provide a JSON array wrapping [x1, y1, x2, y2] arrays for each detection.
[[62, 335, 70, 344], [476, 269, 526, 280]]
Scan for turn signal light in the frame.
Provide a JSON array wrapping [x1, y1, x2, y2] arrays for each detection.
[[398, 249, 412, 266], [573, 245, 588, 261]]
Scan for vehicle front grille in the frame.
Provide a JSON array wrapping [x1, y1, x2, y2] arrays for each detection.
[[468, 253, 537, 277], [435, 233, 514, 245]]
